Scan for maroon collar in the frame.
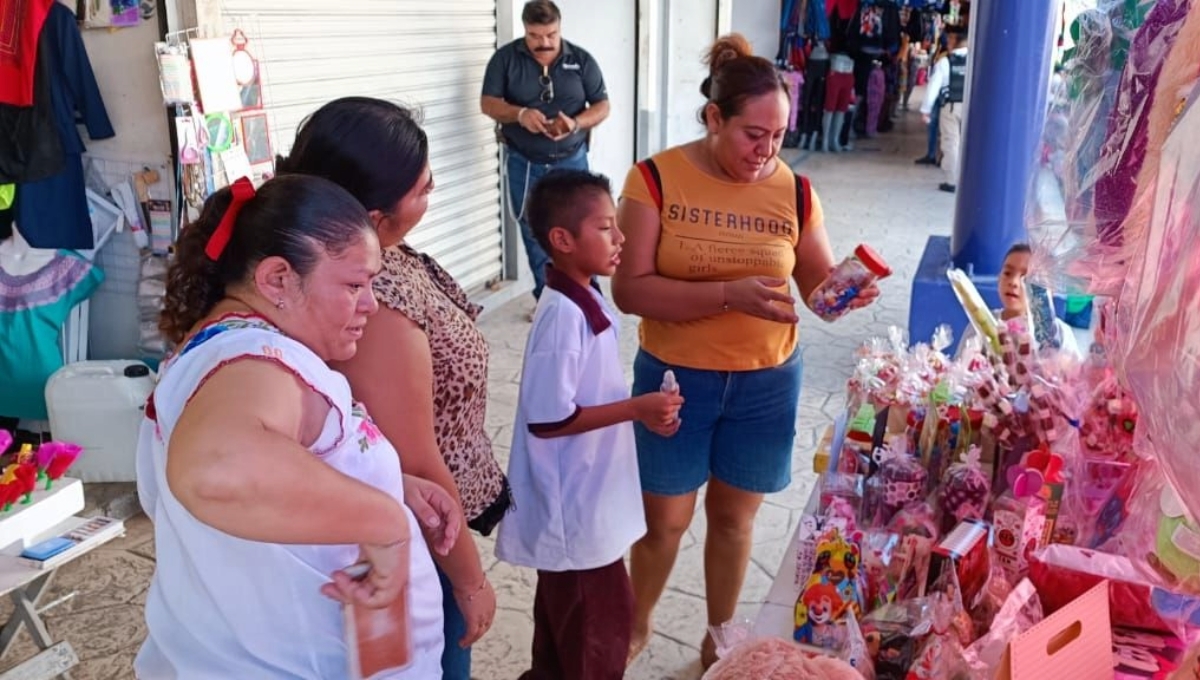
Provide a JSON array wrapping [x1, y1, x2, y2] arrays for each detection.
[[545, 266, 611, 335]]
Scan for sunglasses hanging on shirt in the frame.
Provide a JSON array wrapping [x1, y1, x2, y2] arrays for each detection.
[[539, 66, 554, 104]]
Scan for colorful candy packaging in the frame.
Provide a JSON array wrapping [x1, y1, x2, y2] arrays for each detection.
[[992, 490, 1047, 584], [875, 442, 928, 524], [794, 524, 865, 649], [939, 446, 991, 533]]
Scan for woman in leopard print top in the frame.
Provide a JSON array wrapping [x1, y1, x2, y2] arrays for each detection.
[[277, 97, 510, 680]]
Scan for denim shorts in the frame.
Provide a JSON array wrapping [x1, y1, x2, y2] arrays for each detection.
[[631, 348, 803, 496]]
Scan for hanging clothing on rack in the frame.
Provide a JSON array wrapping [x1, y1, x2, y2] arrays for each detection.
[[866, 62, 885, 136], [782, 70, 805, 132], [828, 0, 860, 21], [805, 0, 831, 41], [0, 250, 103, 420], [13, 2, 114, 251], [0, 0, 64, 185], [799, 48, 831, 144], [0, 0, 54, 106], [847, 0, 902, 56]]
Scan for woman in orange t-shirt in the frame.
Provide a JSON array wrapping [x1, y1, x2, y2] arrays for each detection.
[[612, 34, 879, 668]]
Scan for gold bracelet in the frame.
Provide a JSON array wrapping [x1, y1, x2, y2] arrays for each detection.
[[455, 579, 490, 602]]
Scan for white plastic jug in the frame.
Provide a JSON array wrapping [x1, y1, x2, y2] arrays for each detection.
[[45, 361, 156, 483]]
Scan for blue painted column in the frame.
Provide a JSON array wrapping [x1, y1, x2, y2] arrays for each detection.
[[951, 0, 1063, 275], [907, 0, 1064, 347]]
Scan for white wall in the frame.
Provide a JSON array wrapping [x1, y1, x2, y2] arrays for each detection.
[[78, 17, 175, 361], [82, 21, 172, 165], [731, 0, 780, 60], [555, 0, 638, 186], [664, 0, 717, 147]]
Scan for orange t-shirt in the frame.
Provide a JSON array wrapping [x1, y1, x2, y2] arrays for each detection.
[[620, 146, 824, 371]]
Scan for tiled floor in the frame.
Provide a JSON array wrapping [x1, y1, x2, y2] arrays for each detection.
[[0, 107, 957, 679]]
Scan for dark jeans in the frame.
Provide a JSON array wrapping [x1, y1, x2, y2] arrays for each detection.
[[926, 104, 941, 160], [437, 566, 471, 679], [506, 145, 590, 299], [519, 560, 634, 680]]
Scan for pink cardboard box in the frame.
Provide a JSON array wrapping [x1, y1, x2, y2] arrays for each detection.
[[997, 581, 1113, 680]]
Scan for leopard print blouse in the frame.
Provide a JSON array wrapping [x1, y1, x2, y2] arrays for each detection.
[[372, 245, 511, 535]]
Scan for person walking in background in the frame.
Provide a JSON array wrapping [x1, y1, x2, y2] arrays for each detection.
[[914, 34, 948, 168], [921, 25, 969, 193], [612, 33, 879, 670], [481, 0, 610, 305]]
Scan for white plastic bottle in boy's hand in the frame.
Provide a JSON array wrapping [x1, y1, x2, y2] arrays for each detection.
[[661, 370, 678, 395], [661, 370, 680, 424]]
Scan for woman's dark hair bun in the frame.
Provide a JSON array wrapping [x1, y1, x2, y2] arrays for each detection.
[[697, 33, 788, 125], [704, 34, 754, 77]]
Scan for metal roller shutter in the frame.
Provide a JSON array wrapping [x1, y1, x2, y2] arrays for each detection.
[[218, 0, 504, 293]]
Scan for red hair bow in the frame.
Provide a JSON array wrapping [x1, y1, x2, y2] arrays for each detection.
[[205, 177, 256, 261]]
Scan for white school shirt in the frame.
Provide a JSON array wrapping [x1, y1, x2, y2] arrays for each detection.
[[134, 315, 443, 679], [495, 270, 647, 572], [921, 47, 969, 115]]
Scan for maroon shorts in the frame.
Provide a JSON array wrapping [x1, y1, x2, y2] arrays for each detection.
[[519, 559, 634, 680], [825, 71, 856, 113]]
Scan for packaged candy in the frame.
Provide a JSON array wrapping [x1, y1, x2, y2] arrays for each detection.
[[969, 560, 1015, 638], [906, 619, 966, 680], [821, 473, 864, 514], [794, 497, 860, 591], [1112, 627, 1187, 679], [962, 578, 1044, 676], [795, 526, 865, 648], [861, 603, 924, 680], [876, 447, 929, 522], [861, 531, 902, 611], [1026, 281, 1063, 351], [887, 502, 939, 541], [928, 519, 991, 613], [939, 446, 991, 532], [1147, 485, 1200, 593], [840, 404, 880, 474], [808, 244, 892, 322], [992, 491, 1047, 583]]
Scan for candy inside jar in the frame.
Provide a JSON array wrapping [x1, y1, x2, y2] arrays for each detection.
[[808, 244, 892, 322]]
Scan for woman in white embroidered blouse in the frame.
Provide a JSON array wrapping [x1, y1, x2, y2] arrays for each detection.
[[135, 175, 458, 678]]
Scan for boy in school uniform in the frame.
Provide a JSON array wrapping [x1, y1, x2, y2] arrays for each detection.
[[495, 169, 684, 680]]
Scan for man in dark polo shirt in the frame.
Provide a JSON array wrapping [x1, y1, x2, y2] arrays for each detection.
[[481, 0, 610, 301]]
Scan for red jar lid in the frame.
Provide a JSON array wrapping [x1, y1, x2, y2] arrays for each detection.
[[854, 244, 892, 278]]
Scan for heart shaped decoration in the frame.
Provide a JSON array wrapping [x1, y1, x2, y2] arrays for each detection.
[[1006, 467, 1045, 499]]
